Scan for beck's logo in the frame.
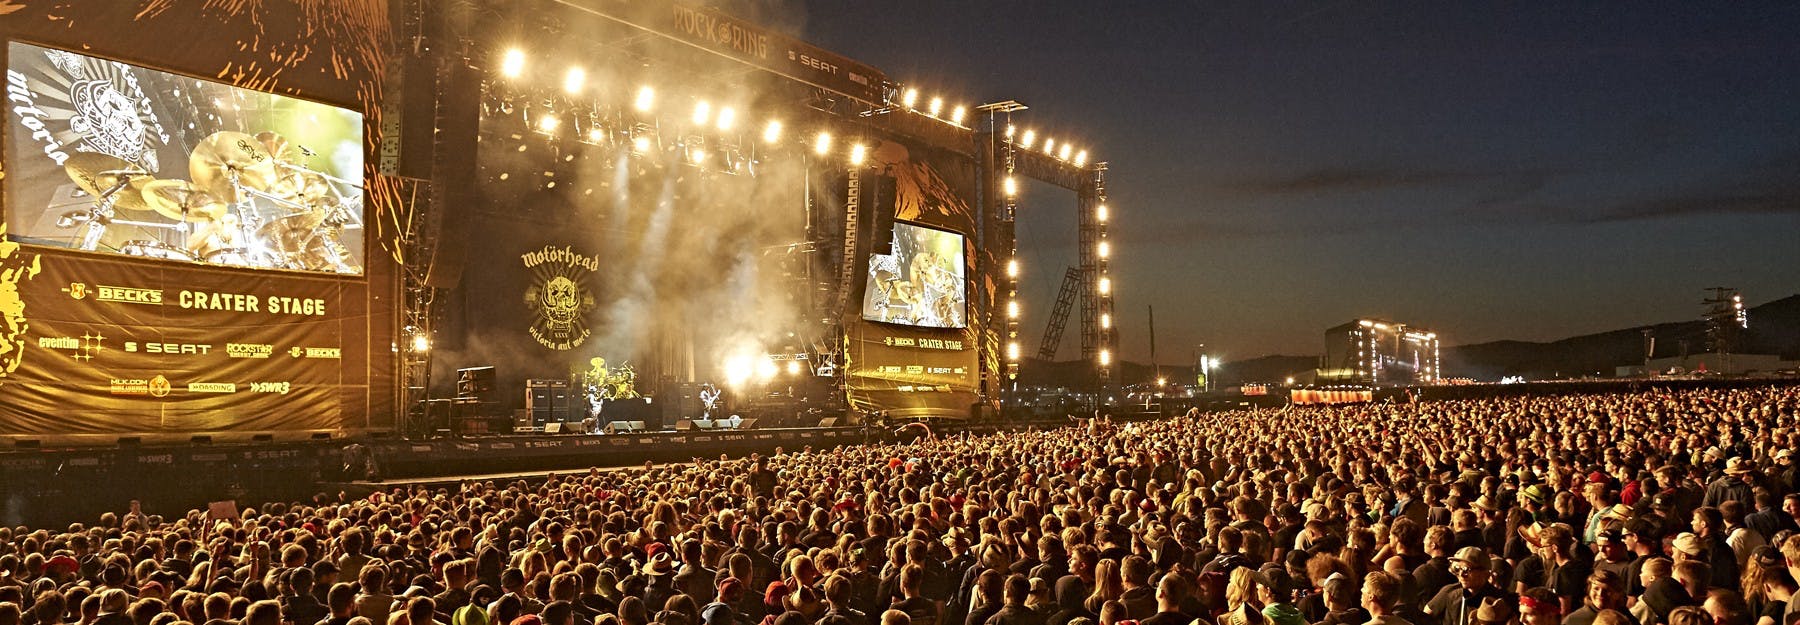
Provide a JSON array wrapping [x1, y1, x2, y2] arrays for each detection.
[[63, 282, 87, 300]]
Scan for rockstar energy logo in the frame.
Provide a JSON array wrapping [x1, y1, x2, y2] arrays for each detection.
[[521, 245, 597, 351], [1, 224, 45, 385]]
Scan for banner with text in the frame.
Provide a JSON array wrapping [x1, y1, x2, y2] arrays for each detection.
[[0, 242, 371, 438]]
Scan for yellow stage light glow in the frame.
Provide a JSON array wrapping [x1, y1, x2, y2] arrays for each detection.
[[1099, 349, 1112, 366], [500, 49, 525, 78], [1097, 241, 1110, 258], [1098, 277, 1111, 294], [786, 360, 802, 376], [411, 334, 430, 352], [950, 105, 966, 125], [1097, 204, 1109, 222], [813, 131, 832, 156], [762, 120, 783, 144], [1101, 313, 1112, 329], [632, 136, 651, 153], [562, 67, 585, 94], [537, 115, 559, 133], [692, 101, 711, 126], [902, 88, 919, 109], [716, 106, 736, 131], [1003, 176, 1018, 197], [1058, 143, 1072, 161], [634, 86, 655, 112], [1074, 150, 1089, 167], [849, 143, 867, 166], [1020, 129, 1037, 149], [928, 96, 944, 117], [1006, 258, 1019, 278]]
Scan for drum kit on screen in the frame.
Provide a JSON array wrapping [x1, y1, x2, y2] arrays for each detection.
[[59, 130, 361, 273]]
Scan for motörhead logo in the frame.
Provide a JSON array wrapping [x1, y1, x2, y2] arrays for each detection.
[[521, 245, 598, 351]]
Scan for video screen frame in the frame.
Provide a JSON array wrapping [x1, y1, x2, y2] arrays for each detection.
[[2, 40, 367, 276], [861, 221, 969, 329]]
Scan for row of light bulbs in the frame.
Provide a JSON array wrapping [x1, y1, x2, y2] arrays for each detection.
[[499, 48, 886, 167]]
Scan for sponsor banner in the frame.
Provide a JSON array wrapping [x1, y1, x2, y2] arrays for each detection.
[[0, 247, 370, 437], [591, 0, 889, 105]]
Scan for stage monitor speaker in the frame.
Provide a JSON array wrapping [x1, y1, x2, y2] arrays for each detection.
[[694, 419, 716, 430], [674, 419, 694, 431], [544, 422, 564, 434], [456, 366, 496, 395], [860, 173, 898, 255], [736, 418, 759, 430], [605, 420, 647, 434], [817, 417, 839, 427]]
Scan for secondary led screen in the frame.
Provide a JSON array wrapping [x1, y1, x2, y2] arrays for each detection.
[[4, 41, 365, 274], [861, 222, 967, 329]]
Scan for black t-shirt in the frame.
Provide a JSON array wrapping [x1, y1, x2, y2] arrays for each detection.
[[894, 597, 941, 625], [1141, 611, 1193, 625]]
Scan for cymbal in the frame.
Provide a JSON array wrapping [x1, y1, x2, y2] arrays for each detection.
[[141, 179, 227, 222], [63, 153, 153, 212], [254, 131, 296, 162], [189, 131, 277, 202]]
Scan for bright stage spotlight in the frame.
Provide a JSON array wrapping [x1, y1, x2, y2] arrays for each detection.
[[689, 147, 708, 165], [537, 114, 560, 133], [762, 120, 783, 144], [692, 101, 711, 126], [849, 143, 867, 166], [1003, 176, 1018, 197], [928, 96, 944, 118], [1058, 143, 1072, 161], [1007, 300, 1020, 319], [716, 106, 736, 131], [1098, 277, 1111, 295], [785, 360, 802, 376], [1101, 313, 1112, 329], [634, 86, 655, 112], [500, 48, 525, 79], [901, 87, 919, 109], [755, 358, 779, 381], [950, 105, 967, 125], [1042, 137, 1055, 155], [813, 131, 832, 156], [1074, 150, 1089, 167], [411, 333, 431, 353], [1020, 129, 1036, 150], [1096, 204, 1109, 222], [1097, 241, 1110, 258], [1005, 124, 1016, 139], [1006, 258, 1019, 278], [1007, 342, 1021, 361], [632, 135, 652, 154], [1098, 349, 1112, 367], [563, 67, 585, 94], [724, 354, 755, 388], [586, 127, 605, 143]]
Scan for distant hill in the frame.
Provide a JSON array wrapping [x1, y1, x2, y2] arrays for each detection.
[[1020, 294, 1800, 387], [1442, 293, 1800, 379]]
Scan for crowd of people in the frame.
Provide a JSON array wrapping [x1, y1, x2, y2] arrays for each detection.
[[2, 387, 1799, 625]]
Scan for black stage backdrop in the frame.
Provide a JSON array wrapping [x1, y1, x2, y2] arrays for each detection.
[[0, 1, 400, 442], [843, 137, 982, 418]]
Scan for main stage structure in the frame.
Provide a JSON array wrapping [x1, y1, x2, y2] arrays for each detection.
[[0, 0, 1122, 451]]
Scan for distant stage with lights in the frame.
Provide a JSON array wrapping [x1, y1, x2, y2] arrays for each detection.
[[412, 0, 1121, 431]]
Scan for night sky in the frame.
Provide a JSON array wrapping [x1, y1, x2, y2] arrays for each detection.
[[769, 2, 1800, 364]]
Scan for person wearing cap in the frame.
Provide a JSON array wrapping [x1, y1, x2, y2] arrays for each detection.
[[1592, 530, 1635, 587], [1470, 597, 1512, 625], [1701, 459, 1756, 511], [1252, 568, 1303, 625], [1620, 518, 1665, 596], [701, 578, 746, 625], [1422, 548, 1511, 625], [1315, 576, 1368, 625]]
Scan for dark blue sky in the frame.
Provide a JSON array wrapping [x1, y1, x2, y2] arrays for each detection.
[[773, 2, 1800, 362]]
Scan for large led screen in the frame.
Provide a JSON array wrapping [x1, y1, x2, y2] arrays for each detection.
[[4, 41, 365, 275], [861, 222, 967, 329]]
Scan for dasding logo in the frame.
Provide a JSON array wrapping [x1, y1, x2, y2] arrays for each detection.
[[521, 245, 598, 351]]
